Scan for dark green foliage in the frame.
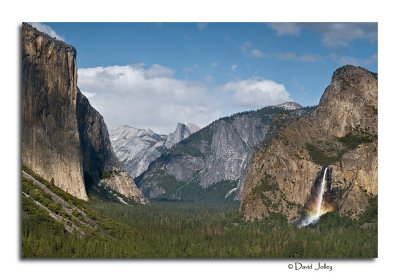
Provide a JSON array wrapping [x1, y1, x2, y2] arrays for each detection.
[[305, 143, 342, 166], [358, 196, 378, 225], [251, 173, 278, 196], [22, 177, 69, 218], [23, 198, 378, 258], [71, 209, 82, 218], [318, 211, 353, 229], [286, 241, 304, 258], [23, 165, 86, 207], [46, 202, 64, 217], [101, 171, 112, 179], [157, 177, 239, 203], [22, 195, 55, 225], [250, 174, 282, 211], [89, 183, 138, 205], [22, 167, 377, 258], [140, 167, 238, 203], [306, 133, 375, 166], [268, 212, 287, 223], [112, 170, 121, 176], [338, 133, 374, 149], [86, 182, 121, 204], [22, 165, 105, 223]]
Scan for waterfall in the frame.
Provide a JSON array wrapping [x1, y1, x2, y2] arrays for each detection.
[[298, 167, 329, 227], [315, 167, 328, 217]]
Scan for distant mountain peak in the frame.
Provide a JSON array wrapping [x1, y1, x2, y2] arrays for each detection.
[[110, 122, 200, 178], [274, 102, 303, 110], [181, 122, 201, 131], [164, 123, 201, 149]]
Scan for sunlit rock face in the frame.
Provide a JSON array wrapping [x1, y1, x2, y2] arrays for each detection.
[[22, 23, 145, 203], [240, 65, 377, 222], [22, 23, 88, 200], [110, 123, 200, 178], [164, 123, 200, 149]]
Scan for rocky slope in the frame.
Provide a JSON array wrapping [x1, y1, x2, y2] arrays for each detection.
[[240, 65, 377, 222], [22, 23, 145, 203], [110, 123, 199, 178], [136, 103, 310, 202]]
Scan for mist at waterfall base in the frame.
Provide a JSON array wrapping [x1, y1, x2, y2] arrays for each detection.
[[298, 167, 337, 227]]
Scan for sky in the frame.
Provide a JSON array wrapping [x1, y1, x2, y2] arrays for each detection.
[[31, 22, 377, 134]]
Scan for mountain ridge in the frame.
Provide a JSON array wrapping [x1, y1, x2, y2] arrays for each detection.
[[135, 103, 314, 202], [110, 122, 200, 178]]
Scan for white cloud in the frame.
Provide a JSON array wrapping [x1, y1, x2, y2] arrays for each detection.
[[274, 52, 296, 60], [309, 23, 377, 48], [210, 61, 219, 67], [144, 64, 174, 79], [268, 22, 377, 48], [250, 49, 267, 58], [244, 42, 374, 66], [330, 53, 377, 67], [197, 23, 208, 31], [231, 64, 238, 71], [245, 44, 322, 63], [269, 23, 301, 36], [30, 22, 65, 41], [78, 64, 221, 134], [240, 41, 252, 55], [223, 79, 292, 108]]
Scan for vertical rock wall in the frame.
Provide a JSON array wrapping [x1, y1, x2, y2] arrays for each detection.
[[22, 23, 145, 203], [22, 23, 88, 200]]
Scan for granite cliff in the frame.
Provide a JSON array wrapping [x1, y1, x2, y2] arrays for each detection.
[[164, 123, 200, 149], [136, 103, 310, 202], [240, 65, 377, 222], [110, 123, 200, 178], [22, 23, 145, 203]]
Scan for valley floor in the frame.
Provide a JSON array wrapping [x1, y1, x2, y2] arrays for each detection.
[[22, 167, 377, 258]]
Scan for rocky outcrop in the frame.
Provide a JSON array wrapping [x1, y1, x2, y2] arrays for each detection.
[[136, 103, 310, 202], [240, 65, 377, 222], [76, 91, 120, 184], [110, 123, 200, 178], [164, 123, 200, 149], [100, 171, 147, 204], [22, 23, 87, 200], [22, 23, 145, 203], [314, 66, 377, 138]]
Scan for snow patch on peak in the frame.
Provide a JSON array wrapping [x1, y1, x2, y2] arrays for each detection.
[[274, 102, 303, 110], [110, 122, 200, 178]]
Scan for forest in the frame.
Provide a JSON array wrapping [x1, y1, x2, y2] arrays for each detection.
[[22, 167, 377, 258]]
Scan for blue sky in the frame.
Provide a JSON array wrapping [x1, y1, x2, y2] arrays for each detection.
[[31, 22, 377, 134]]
